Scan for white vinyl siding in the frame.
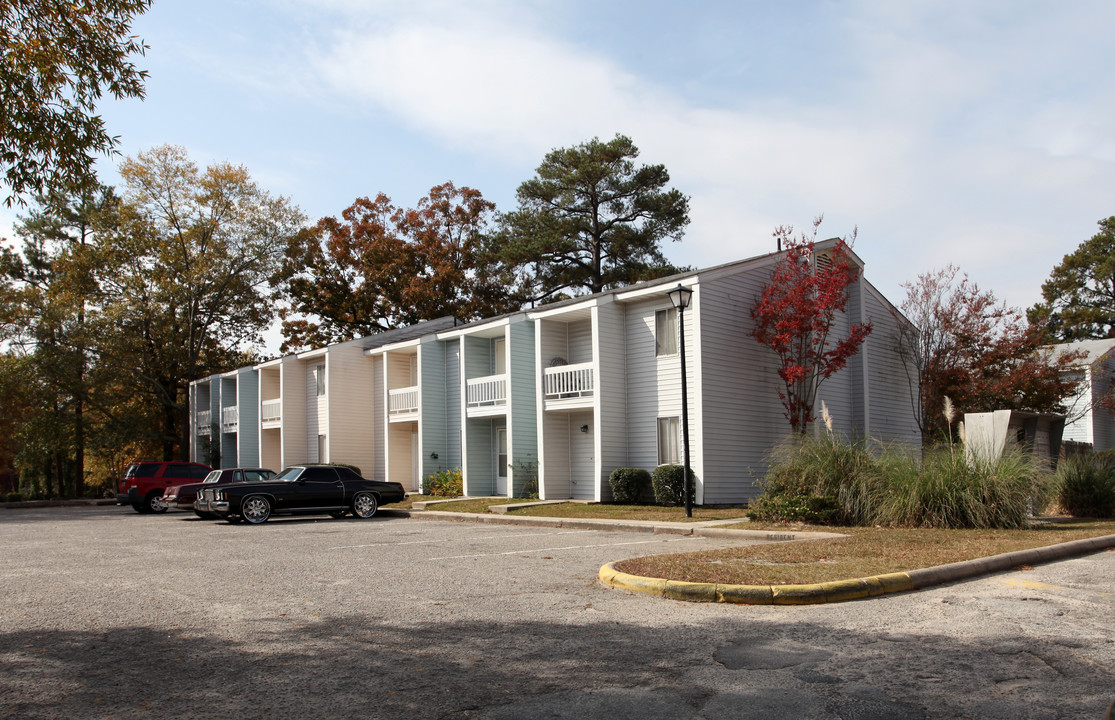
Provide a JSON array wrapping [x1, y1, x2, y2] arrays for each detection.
[[324, 342, 376, 475], [625, 297, 699, 488], [280, 356, 307, 467], [372, 355, 386, 482], [569, 410, 594, 500], [862, 285, 921, 445], [508, 321, 537, 496], [697, 264, 790, 503], [595, 301, 627, 502]]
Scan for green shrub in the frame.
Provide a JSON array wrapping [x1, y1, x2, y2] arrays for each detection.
[[651, 465, 695, 506], [1057, 454, 1115, 518], [425, 468, 463, 497], [751, 437, 1054, 529], [609, 467, 651, 504], [5, 492, 26, 503], [514, 459, 539, 499], [757, 435, 877, 525], [747, 491, 839, 524]]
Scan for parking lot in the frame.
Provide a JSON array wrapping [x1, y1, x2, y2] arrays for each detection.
[[2, 506, 1114, 719]]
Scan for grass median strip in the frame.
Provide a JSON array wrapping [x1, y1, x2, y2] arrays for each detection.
[[614, 520, 1115, 586]]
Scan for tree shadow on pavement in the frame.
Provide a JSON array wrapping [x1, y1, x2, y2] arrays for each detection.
[[1, 614, 1112, 719]]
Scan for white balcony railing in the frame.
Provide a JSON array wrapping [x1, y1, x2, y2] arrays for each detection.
[[197, 410, 212, 434], [466, 374, 507, 408], [221, 405, 239, 431], [544, 362, 594, 399], [261, 398, 281, 424], [389, 385, 419, 415]]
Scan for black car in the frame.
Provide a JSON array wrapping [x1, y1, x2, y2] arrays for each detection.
[[160, 467, 276, 517], [207, 465, 406, 524]]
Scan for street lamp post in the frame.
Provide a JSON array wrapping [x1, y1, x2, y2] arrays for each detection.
[[667, 284, 693, 518]]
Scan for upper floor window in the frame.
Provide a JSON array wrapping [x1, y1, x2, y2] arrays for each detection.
[[315, 364, 326, 396], [655, 308, 678, 357]]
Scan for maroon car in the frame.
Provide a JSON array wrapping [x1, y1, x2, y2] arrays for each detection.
[[160, 468, 275, 518]]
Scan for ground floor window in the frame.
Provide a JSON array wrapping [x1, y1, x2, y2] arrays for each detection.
[[657, 416, 680, 465]]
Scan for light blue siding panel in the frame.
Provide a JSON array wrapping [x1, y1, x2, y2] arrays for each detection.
[[421, 342, 447, 479], [509, 321, 537, 496], [445, 341, 462, 469], [237, 368, 260, 467]]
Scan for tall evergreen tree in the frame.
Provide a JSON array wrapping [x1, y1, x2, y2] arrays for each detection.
[[1028, 216, 1115, 341], [492, 134, 690, 303]]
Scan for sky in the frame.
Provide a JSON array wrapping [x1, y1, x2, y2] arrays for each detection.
[[5, 0, 1115, 354]]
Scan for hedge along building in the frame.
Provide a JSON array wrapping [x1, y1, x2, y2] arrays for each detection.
[[189, 239, 920, 503]]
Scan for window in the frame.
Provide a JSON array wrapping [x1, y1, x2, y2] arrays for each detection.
[[164, 464, 190, 479], [655, 308, 678, 357], [315, 364, 326, 396], [657, 417, 681, 465]]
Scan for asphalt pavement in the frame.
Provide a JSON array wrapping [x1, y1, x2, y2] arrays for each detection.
[[1, 505, 1113, 719]]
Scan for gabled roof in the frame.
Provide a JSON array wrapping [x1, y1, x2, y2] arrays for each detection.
[[1048, 338, 1115, 367]]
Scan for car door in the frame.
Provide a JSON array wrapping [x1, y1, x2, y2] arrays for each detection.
[[285, 466, 344, 510]]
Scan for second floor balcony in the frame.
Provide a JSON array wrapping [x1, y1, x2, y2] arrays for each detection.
[[196, 410, 212, 435], [261, 398, 281, 427], [544, 362, 594, 409], [388, 385, 419, 421], [221, 406, 239, 432], [466, 374, 507, 417]]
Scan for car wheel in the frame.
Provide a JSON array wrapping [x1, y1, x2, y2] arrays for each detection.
[[147, 492, 167, 514], [351, 492, 378, 519], [241, 495, 271, 524], [131, 501, 148, 514], [329, 510, 347, 519]]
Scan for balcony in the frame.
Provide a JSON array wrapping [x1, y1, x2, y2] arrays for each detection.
[[196, 410, 212, 435], [466, 374, 507, 417], [261, 398, 281, 427], [544, 362, 594, 409], [221, 406, 238, 432], [388, 385, 419, 421]]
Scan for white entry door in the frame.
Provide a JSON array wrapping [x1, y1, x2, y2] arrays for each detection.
[[495, 427, 508, 495]]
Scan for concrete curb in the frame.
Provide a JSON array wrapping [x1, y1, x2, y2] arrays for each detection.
[[599, 532, 1115, 605], [409, 509, 843, 541], [1, 499, 117, 509]]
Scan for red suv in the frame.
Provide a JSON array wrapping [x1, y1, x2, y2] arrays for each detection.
[[117, 461, 212, 514]]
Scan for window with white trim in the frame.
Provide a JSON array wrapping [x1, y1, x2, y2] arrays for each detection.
[[315, 364, 326, 396], [657, 416, 681, 465], [655, 308, 678, 357]]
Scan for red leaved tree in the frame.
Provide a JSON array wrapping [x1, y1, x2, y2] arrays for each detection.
[[751, 217, 872, 435], [898, 265, 1083, 444]]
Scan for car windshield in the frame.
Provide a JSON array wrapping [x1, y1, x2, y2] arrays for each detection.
[[202, 470, 222, 483], [273, 467, 304, 483]]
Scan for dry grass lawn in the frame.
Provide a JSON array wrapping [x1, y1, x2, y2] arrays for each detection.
[[616, 520, 1115, 585]]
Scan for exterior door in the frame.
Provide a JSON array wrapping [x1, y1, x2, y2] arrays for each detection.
[[495, 427, 508, 495]]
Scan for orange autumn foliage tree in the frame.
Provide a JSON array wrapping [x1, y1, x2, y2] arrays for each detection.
[[274, 183, 522, 353]]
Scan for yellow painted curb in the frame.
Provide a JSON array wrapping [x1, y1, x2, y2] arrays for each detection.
[[664, 580, 718, 602], [599, 562, 917, 605]]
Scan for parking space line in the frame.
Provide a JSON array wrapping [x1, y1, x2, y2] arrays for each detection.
[[328, 529, 593, 550], [425, 537, 692, 561]]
